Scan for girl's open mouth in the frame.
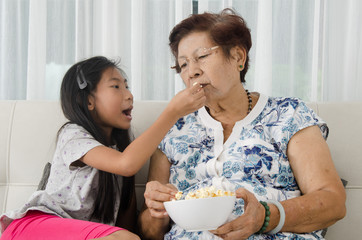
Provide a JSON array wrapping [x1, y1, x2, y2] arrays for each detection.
[[122, 107, 132, 120]]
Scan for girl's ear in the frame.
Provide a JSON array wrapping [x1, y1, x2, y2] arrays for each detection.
[[88, 95, 95, 111]]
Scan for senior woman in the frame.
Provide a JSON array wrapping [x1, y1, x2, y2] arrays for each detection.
[[139, 9, 346, 240]]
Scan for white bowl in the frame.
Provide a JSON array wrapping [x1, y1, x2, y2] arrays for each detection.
[[164, 195, 236, 232]]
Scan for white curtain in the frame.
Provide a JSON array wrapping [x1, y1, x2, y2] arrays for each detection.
[[0, 0, 361, 102]]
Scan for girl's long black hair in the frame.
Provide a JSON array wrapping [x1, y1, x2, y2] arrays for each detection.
[[60, 56, 134, 223]]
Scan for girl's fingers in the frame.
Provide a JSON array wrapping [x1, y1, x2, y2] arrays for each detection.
[[190, 81, 203, 94], [189, 83, 206, 106]]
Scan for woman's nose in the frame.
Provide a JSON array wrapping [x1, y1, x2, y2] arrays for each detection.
[[187, 61, 202, 79]]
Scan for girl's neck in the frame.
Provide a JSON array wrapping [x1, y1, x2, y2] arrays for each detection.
[[98, 126, 113, 146]]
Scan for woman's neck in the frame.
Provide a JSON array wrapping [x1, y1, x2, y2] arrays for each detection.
[[206, 86, 250, 124]]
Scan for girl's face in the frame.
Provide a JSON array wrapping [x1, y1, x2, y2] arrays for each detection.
[[177, 31, 245, 103], [88, 67, 133, 138]]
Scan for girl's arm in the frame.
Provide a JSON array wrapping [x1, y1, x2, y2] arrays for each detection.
[[81, 83, 205, 176]]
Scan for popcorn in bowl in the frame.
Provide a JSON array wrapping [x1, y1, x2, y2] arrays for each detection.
[[173, 186, 235, 200]]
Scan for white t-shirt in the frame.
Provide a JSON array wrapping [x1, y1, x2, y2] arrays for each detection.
[[0, 124, 123, 233]]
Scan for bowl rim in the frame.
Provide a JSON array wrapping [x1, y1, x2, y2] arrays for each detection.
[[164, 195, 236, 204]]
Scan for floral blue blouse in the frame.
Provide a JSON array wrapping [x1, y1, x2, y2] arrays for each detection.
[[159, 94, 328, 240]]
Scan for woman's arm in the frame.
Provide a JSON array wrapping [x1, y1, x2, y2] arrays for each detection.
[[211, 125, 346, 239], [81, 83, 205, 176], [138, 149, 176, 240], [279, 125, 346, 232]]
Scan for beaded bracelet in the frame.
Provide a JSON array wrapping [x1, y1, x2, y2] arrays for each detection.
[[257, 201, 270, 234]]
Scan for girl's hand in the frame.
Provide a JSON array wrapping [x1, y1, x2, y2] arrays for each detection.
[[144, 181, 178, 218], [167, 82, 206, 118], [210, 188, 265, 240]]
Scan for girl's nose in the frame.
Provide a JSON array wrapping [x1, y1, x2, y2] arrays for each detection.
[[126, 88, 133, 101]]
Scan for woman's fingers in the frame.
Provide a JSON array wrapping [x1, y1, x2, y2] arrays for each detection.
[[145, 181, 177, 196], [149, 208, 169, 218], [210, 188, 264, 239], [144, 181, 177, 218]]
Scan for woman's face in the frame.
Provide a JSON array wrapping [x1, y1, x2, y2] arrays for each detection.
[[177, 31, 244, 102]]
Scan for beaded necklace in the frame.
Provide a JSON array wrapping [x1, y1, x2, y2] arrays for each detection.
[[245, 89, 252, 114]]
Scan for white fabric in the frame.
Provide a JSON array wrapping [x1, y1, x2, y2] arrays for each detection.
[[0, 0, 361, 101], [0, 124, 122, 233]]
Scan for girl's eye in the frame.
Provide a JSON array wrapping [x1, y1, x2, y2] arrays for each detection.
[[112, 85, 120, 89]]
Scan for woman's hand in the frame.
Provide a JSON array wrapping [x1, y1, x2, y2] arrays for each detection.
[[210, 188, 265, 240], [138, 150, 174, 239], [144, 181, 178, 218]]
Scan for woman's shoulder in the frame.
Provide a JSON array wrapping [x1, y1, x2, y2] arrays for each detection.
[[171, 111, 201, 132], [260, 95, 315, 124], [266, 96, 305, 109]]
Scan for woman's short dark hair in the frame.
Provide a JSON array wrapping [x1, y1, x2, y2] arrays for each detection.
[[169, 8, 252, 83], [60, 56, 134, 224]]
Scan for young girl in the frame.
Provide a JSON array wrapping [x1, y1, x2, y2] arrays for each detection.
[[0, 56, 205, 239]]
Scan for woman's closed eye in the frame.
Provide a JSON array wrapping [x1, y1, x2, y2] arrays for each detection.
[[197, 53, 210, 60]]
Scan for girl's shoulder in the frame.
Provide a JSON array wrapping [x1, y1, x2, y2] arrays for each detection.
[[59, 123, 89, 135], [55, 123, 102, 166], [58, 123, 95, 145]]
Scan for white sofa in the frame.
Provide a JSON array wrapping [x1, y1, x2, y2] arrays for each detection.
[[0, 100, 361, 239]]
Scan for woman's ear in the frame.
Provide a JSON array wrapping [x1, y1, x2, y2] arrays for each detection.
[[88, 95, 95, 111], [230, 46, 247, 70]]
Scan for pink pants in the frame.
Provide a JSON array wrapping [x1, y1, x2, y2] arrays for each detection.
[[1, 211, 124, 240]]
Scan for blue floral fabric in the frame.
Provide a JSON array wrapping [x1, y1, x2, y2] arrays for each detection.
[[159, 95, 328, 240]]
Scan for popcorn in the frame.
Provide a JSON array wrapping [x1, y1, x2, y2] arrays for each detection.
[[174, 186, 235, 200], [174, 191, 183, 200]]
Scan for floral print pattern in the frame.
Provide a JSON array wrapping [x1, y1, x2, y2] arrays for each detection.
[[159, 95, 328, 240]]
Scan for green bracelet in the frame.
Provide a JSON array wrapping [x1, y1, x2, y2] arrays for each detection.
[[257, 201, 270, 234]]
